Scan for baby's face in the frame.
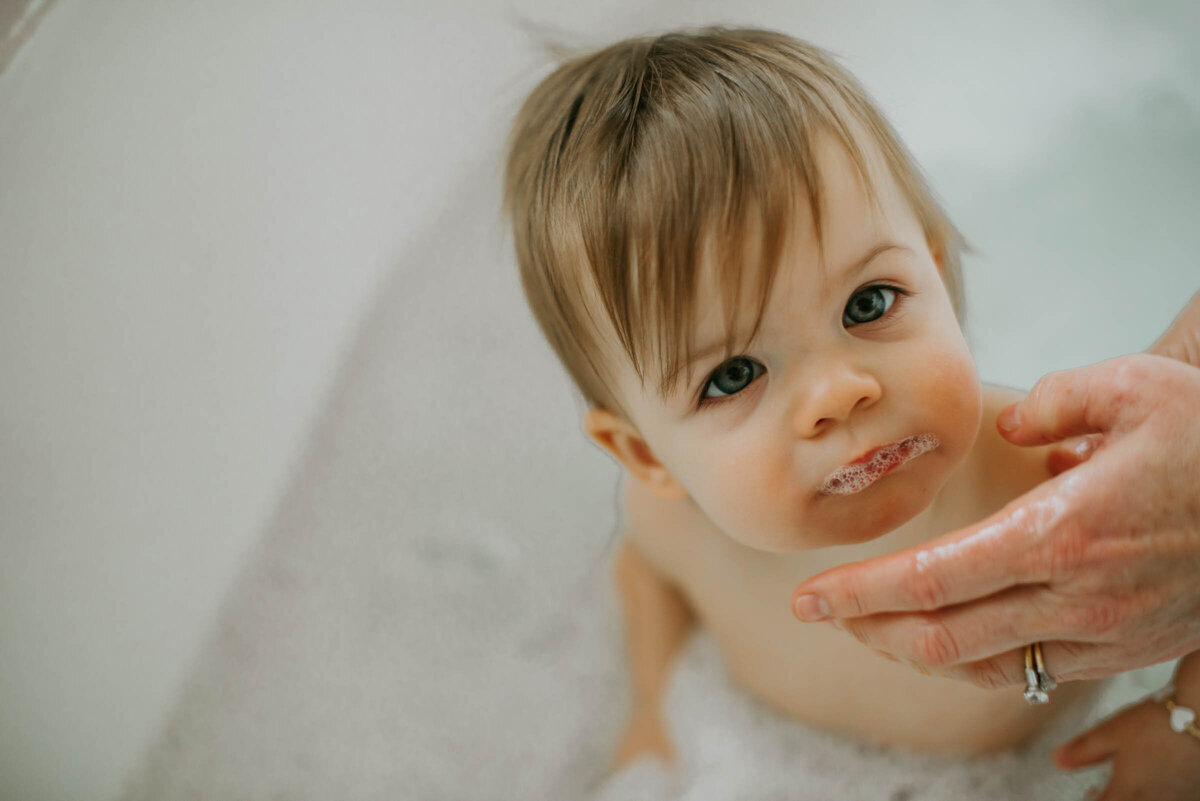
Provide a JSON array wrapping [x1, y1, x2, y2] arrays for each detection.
[[603, 133, 982, 552]]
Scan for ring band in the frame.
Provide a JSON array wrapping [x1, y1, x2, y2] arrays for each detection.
[[1023, 642, 1056, 705]]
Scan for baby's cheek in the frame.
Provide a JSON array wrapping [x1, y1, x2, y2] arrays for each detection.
[[704, 447, 796, 549], [916, 348, 982, 450], [713, 447, 775, 511]]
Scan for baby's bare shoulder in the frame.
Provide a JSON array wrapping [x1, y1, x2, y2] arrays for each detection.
[[975, 383, 1056, 502]]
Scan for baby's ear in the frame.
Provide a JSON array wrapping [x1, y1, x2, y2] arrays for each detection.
[[583, 407, 688, 500]]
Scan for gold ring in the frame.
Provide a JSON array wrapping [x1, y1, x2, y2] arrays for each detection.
[[1023, 642, 1055, 705], [1033, 641, 1055, 687]]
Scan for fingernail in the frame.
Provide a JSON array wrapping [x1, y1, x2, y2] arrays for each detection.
[[794, 594, 830, 622], [997, 404, 1021, 433]]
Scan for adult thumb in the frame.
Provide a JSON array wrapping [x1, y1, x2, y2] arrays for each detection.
[[996, 355, 1158, 447]]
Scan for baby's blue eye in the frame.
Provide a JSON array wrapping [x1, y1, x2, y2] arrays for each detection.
[[699, 357, 765, 406], [844, 286, 902, 326], [843, 286, 897, 326]]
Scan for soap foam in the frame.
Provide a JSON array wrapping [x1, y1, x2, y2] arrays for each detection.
[[819, 433, 940, 495]]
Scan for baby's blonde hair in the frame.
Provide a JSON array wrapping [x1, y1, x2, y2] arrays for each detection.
[[502, 26, 969, 422]]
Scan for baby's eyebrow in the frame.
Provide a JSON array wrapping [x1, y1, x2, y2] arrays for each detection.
[[831, 241, 910, 284], [654, 241, 911, 399]]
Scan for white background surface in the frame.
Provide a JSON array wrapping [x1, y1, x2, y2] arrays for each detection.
[[1, 2, 1197, 799]]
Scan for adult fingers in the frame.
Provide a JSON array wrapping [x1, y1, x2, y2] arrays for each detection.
[[835, 583, 1114, 670], [1045, 433, 1104, 477], [923, 639, 1103, 691], [849, 637, 1094, 690], [996, 355, 1164, 447], [792, 474, 1079, 620]]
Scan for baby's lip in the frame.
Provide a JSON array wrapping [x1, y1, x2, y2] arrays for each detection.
[[848, 442, 893, 465], [819, 434, 941, 496]]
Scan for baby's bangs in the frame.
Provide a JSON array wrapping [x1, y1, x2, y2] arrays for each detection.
[[639, 167, 804, 401], [574, 28, 887, 399], [629, 109, 880, 399], [505, 26, 966, 421]]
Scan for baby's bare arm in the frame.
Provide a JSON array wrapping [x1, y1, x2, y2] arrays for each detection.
[[609, 536, 695, 770], [1052, 651, 1200, 799], [612, 536, 695, 711]]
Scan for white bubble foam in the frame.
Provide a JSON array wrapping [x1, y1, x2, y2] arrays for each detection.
[[819, 433, 940, 495]]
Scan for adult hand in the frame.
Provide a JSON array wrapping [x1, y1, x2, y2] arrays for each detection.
[[1046, 290, 1200, 476], [790, 353, 1200, 689], [1148, 289, 1200, 366]]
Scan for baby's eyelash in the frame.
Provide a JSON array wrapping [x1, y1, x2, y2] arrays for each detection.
[[696, 358, 765, 410]]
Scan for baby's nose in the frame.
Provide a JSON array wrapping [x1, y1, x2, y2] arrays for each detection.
[[791, 367, 881, 438]]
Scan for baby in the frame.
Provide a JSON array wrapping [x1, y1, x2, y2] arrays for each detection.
[[502, 26, 1200, 796]]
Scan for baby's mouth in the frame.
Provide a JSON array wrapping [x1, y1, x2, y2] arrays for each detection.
[[819, 434, 941, 496]]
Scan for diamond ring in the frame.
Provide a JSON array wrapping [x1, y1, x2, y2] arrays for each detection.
[[1023, 641, 1056, 705]]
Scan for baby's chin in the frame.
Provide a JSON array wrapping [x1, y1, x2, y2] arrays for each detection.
[[780, 474, 946, 554], [717, 446, 969, 554], [735, 512, 922, 554]]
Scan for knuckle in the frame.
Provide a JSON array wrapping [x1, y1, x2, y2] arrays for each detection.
[[841, 618, 870, 646], [912, 616, 961, 668], [1049, 639, 1088, 682], [1028, 368, 1057, 401], [903, 560, 948, 611], [871, 647, 900, 663], [965, 658, 1011, 690], [1044, 524, 1089, 580], [1071, 597, 1124, 639], [1115, 637, 1151, 670], [833, 576, 868, 618], [1105, 357, 1145, 409], [1034, 369, 1078, 419], [1109, 356, 1140, 390], [1024, 372, 1055, 420]]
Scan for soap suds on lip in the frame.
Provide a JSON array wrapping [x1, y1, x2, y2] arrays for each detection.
[[820, 434, 940, 495]]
